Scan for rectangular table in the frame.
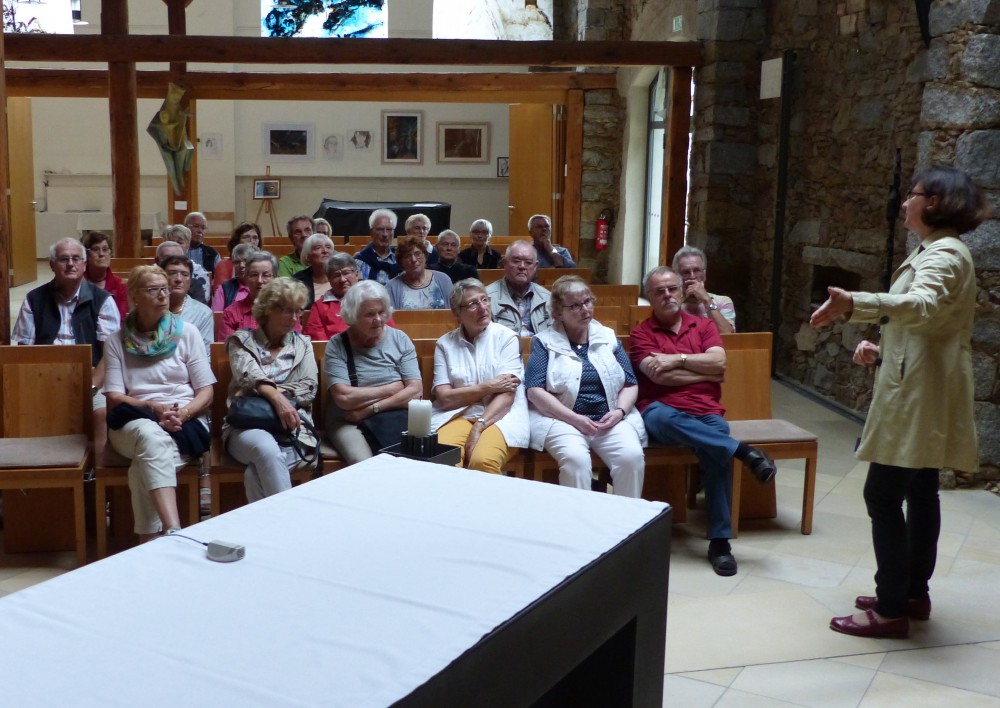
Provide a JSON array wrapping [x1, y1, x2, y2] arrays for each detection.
[[0, 455, 670, 707]]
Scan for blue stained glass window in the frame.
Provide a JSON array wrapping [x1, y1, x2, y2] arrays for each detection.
[[261, 0, 387, 39]]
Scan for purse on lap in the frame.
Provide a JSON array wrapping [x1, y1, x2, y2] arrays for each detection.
[[226, 391, 319, 465], [339, 332, 409, 451]]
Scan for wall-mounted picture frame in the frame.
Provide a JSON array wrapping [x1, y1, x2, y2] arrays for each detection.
[[253, 178, 281, 200], [437, 122, 490, 164], [382, 111, 422, 164], [497, 156, 510, 178], [262, 123, 314, 161], [323, 134, 344, 160], [200, 132, 222, 159], [349, 129, 374, 151]]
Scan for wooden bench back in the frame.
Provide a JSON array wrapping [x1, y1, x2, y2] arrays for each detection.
[[0, 345, 93, 438]]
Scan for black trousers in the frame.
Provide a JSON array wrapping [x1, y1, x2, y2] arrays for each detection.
[[863, 462, 940, 618]]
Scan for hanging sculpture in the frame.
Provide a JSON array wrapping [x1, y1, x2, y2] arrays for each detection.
[[147, 83, 193, 196]]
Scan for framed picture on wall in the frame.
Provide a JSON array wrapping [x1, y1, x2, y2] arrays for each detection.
[[323, 134, 344, 160], [437, 122, 490, 164], [382, 111, 422, 164], [497, 156, 510, 178], [253, 178, 281, 200], [349, 129, 374, 151], [262, 123, 314, 161]]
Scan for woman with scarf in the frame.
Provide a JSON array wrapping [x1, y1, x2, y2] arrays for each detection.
[[104, 265, 215, 542]]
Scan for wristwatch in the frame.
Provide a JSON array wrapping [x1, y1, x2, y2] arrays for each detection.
[[372, 402, 381, 414], [708, 301, 719, 311], [475, 417, 487, 427], [679, 353, 688, 368]]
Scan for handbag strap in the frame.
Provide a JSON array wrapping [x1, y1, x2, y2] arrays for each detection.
[[340, 331, 359, 387]]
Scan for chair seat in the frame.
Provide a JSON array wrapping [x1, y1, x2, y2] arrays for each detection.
[[729, 419, 818, 444], [0, 435, 89, 468]]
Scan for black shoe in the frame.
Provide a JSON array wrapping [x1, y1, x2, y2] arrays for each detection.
[[744, 447, 776, 485], [708, 541, 737, 577]]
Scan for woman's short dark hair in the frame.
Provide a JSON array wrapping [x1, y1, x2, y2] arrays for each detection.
[[228, 221, 262, 252], [81, 231, 111, 251], [913, 167, 988, 234]]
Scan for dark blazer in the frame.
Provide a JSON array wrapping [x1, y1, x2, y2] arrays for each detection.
[[293, 267, 318, 309], [431, 260, 479, 284], [459, 245, 502, 270]]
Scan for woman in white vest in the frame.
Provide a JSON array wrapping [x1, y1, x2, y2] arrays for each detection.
[[525, 276, 646, 497]]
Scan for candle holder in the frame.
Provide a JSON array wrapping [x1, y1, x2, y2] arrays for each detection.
[[401, 431, 438, 458]]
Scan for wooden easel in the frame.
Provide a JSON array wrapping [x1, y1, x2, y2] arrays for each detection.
[[254, 166, 281, 239]]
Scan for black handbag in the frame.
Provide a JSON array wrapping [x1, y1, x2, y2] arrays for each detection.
[[107, 402, 211, 458], [226, 392, 319, 465], [340, 332, 409, 451]]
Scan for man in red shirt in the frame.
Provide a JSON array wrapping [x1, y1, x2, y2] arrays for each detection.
[[630, 267, 775, 576]]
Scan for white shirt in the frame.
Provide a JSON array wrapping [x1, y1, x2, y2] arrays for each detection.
[[11, 281, 121, 345], [430, 322, 529, 447]]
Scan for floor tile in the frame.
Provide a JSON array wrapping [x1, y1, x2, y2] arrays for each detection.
[[661, 673, 726, 707], [860, 670, 1000, 707], [731, 658, 875, 708], [675, 667, 742, 687], [878, 644, 1000, 697]]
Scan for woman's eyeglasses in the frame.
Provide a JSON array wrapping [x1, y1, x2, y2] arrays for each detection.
[[565, 297, 596, 313], [460, 296, 491, 311]]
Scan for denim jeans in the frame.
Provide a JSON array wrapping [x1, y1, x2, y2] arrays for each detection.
[[641, 402, 737, 540]]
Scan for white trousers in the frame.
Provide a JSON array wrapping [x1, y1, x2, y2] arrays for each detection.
[[108, 418, 188, 535], [225, 428, 301, 503], [543, 419, 645, 498]]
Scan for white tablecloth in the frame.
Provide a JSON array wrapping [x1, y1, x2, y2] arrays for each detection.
[[0, 455, 666, 707]]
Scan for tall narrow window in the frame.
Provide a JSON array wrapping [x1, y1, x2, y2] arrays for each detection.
[[642, 72, 667, 278], [261, 0, 387, 38]]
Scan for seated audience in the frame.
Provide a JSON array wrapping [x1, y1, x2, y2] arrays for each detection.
[[430, 230, 478, 283], [277, 215, 314, 278], [213, 221, 262, 287], [431, 279, 529, 474], [224, 278, 318, 503], [486, 240, 553, 335], [529, 214, 576, 268], [82, 231, 128, 321], [218, 251, 284, 341], [184, 212, 220, 275], [525, 276, 646, 497], [459, 218, 502, 270], [405, 212, 439, 265], [304, 253, 359, 340], [672, 245, 735, 334], [292, 233, 334, 308], [323, 281, 422, 463], [160, 254, 214, 351], [160, 225, 211, 304], [211, 243, 258, 312], [630, 266, 776, 576], [104, 265, 214, 542], [355, 208, 401, 285], [386, 235, 453, 310]]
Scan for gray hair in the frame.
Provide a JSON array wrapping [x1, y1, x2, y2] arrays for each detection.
[[183, 211, 206, 226], [286, 215, 314, 236], [246, 250, 278, 276], [672, 245, 707, 272], [340, 280, 393, 326], [448, 278, 487, 315], [527, 214, 551, 230], [326, 252, 359, 276], [436, 229, 461, 247], [162, 224, 191, 246], [405, 213, 431, 232], [300, 233, 334, 261], [155, 240, 184, 259], [369, 208, 398, 230], [504, 240, 537, 260], [230, 243, 258, 262], [470, 218, 493, 237], [642, 266, 679, 298], [48, 237, 86, 262]]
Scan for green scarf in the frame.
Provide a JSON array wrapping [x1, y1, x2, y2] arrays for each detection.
[[122, 312, 183, 359]]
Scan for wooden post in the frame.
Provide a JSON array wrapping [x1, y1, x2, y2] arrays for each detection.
[[0, 28, 12, 342], [103, 0, 141, 258], [661, 66, 692, 266]]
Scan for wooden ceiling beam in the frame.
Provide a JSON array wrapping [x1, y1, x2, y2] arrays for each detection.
[[3, 69, 618, 102], [3, 35, 702, 68]]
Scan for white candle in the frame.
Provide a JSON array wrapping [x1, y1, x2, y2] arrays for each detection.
[[408, 400, 432, 437]]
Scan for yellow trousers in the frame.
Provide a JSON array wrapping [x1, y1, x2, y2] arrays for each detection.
[[436, 417, 514, 474]]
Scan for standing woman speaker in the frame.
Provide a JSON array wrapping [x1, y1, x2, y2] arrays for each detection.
[[811, 166, 988, 639]]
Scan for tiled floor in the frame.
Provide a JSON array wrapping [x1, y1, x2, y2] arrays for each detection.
[[5, 261, 1000, 705]]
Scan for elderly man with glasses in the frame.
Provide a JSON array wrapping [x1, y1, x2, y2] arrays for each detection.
[[485, 241, 553, 336], [671, 245, 735, 334]]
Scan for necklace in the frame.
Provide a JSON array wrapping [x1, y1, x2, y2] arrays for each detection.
[[171, 299, 185, 315]]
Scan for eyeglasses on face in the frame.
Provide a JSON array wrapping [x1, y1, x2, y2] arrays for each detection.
[[508, 258, 537, 267], [142, 286, 169, 297], [460, 296, 491, 311], [906, 190, 932, 199], [329, 268, 357, 281], [88, 247, 112, 256], [679, 268, 705, 278], [278, 307, 304, 318], [564, 296, 596, 313], [55, 255, 85, 265]]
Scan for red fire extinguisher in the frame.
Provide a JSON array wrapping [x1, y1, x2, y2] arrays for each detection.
[[595, 209, 611, 250]]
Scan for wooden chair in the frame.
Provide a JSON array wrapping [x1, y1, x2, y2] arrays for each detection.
[[207, 343, 327, 517], [0, 345, 92, 567]]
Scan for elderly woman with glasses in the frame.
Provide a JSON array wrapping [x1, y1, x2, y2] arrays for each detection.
[[225, 278, 317, 503], [525, 276, 646, 497], [212, 221, 263, 290], [211, 243, 259, 312], [162, 224, 212, 305], [304, 253, 382, 340], [323, 281, 423, 463], [104, 265, 215, 541], [217, 251, 287, 341], [292, 233, 335, 308], [386, 235, 453, 310], [82, 231, 128, 321], [431, 279, 529, 473], [405, 212, 439, 265], [459, 218, 502, 270]]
